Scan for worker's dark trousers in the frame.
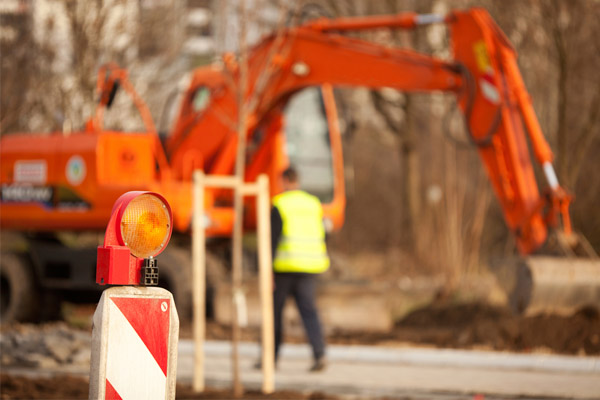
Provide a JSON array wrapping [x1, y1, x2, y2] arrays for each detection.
[[273, 272, 325, 361]]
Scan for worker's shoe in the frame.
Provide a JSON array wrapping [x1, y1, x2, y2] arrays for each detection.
[[309, 357, 326, 372]]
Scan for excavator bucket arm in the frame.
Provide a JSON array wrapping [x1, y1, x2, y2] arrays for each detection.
[[448, 9, 573, 255], [448, 9, 598, 314]]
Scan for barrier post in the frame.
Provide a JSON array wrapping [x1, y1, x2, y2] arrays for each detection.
[[89, 287, 179, 399], [89, 191, 179, 400]]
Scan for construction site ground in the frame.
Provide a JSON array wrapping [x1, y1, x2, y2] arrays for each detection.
[[2, 322, 600, 400], [1, 287, 599, 399], [206, 289, 600, 357]]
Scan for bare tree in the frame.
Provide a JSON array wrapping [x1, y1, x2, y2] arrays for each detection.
[[1, 0, 186, 136], [539, 0, 600, 188], [1, 6, 58, 134], [488, 0, 600, 250]]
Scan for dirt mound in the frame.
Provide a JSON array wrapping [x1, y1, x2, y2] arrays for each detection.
[[330, 303, 600, 355], [518, 306, 600, 354]]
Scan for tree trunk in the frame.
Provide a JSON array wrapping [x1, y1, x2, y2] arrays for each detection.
[[551, 11, 569, 186], [399, 96, 421, 247]]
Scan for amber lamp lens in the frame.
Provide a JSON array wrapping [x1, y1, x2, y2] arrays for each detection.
[[120, 194, 171, 258]]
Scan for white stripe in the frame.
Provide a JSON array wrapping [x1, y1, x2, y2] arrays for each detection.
[[106, 299, 167, 400], [415, 14, 444, 25], [543, 162, 559, 190], [480, 79, 500, 104]]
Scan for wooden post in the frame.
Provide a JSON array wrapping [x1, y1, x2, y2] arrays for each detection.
[[191, 173, 274, 395], [257, 175, 274, 393], [192, 170, 206, 392], [231, 183, 244, 397]]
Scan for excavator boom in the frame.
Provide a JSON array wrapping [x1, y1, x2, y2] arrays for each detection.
[[167, 8, 570, 255]]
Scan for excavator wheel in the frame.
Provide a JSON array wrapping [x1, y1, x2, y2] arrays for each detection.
[[157, 243, 229, 324], [0, 252, 40, 324], [491, 255, 600, 316], [157, 247, 194, 323]]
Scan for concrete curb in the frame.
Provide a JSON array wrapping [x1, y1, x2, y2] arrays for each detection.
[[179, 339, 600, 373]]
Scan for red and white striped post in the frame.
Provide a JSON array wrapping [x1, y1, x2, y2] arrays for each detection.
[[89, 192, 179, 400], [89, 287, 179, 399]]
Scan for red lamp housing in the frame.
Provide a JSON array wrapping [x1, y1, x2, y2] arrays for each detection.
[[96, 191, 173, 285]]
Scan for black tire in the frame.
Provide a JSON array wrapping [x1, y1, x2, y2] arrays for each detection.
[[1, 252, 39, 323], [38, 290, 64, 322], [157, 247, 193, 323], [157, 246, 225, 323]]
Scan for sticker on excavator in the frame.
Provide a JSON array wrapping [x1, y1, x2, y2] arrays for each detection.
[[479, 70, 500, 104], [473, 41, 501, 104], [0, 184, 90, 210], [473, 41, 491, 72], [66, 155, 87, 186], [14, 160, 47, 183], [1, 184, 53, 204]]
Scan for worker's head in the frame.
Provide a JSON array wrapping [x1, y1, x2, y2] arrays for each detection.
[[282, 167, 300, 191]]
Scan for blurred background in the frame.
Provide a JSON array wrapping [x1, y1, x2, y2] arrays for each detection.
[[1, 0, 598, 286], [1, 1, 599, 398]]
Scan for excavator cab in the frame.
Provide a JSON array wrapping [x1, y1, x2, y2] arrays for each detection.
[[164, 59, 346, 235], [283, 88, 335, 203], [263, 85, 345, 229]]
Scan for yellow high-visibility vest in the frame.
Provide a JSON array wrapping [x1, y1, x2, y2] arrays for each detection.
[[272, 190, 330, 273]]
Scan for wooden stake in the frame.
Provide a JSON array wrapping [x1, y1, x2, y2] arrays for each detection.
[[191, 172, 274, 395], [192, 170, 206, 392], [204, 175, 241, 188], [257, 175, 274, 393]]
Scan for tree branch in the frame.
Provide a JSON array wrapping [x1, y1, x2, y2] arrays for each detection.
[[568, 79, 600, 186]]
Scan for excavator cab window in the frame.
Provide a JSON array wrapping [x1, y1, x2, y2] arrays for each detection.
[[192, 87, 211, 113], [283, 87, 335, 203]]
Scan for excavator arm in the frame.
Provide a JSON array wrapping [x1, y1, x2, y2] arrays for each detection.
[[88, 62, 172, 181], [168, 8, 571, 255], [447, 9, 572, 254]]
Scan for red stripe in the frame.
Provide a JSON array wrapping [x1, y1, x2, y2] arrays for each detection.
[[481, 72, 495, 85], [111, 297, 170, 375], [105, 379, 122, 400]]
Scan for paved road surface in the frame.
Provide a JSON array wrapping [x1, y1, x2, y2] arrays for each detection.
[[177, 340, 600, 399]]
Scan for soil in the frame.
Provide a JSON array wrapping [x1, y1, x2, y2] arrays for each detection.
[[331, 302, 600, 355], [0, 375, 339, 400], [1, 301, 599, 399], [197, 302, 600, 356], [0, 375, 88, 400]]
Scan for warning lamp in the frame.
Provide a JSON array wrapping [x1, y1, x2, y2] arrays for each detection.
[[96, 191, 173, 286]]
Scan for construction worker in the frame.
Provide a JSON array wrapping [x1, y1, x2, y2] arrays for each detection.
[[271, 166, 329, 372]]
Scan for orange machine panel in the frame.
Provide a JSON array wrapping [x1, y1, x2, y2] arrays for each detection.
[[1, 132, 101, 229], [96, 132, 156, 186]]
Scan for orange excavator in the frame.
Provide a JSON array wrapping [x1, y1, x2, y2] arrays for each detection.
[[1, 8, 598, 322]]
